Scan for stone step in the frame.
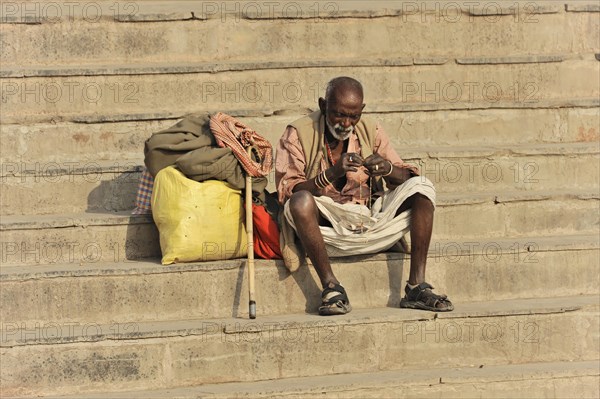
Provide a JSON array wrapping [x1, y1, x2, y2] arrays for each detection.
[[0, 191, 597, 267], [0, 296, 597, 397], [1, 59, 598, 124], [1, 1, 597, 68], [1, 107, 599, 165], [1, 143, 597, 215], [0, 211, 162, 266], [0, 234, 597, 325], [58, 360, 600, 399], [0, 160, 144, 215]]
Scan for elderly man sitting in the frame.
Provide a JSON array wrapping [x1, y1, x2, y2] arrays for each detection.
[[275, 76, 453, 315]]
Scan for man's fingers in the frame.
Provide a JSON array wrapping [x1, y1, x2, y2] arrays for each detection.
[[365, 169, 381, 177], [363, 154, 376, 165], [346, 154, 364, 171], [363, 154, 383, 166], [364, 162, 387, 176], [347, 153, 364, 164]]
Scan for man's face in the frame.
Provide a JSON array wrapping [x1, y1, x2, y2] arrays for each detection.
[[324, 91, 365, 141]]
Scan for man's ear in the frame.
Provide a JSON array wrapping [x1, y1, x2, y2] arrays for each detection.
[[318, 97, 326, 114]]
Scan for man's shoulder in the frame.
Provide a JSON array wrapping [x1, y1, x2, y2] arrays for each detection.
[[286, 111, 323, 148], [355, 115, 380, 146], [288, 110, 321, 129]]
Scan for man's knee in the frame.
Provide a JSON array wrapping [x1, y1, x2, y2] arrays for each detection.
[[289, 190, 318, 219], [396, 192, 434, 216], [411, 192, 434, 211]]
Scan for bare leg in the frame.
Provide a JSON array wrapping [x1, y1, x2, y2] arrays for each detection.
[[396, 192, 451, 310], [395, 193, 434, 285], [288, 190, 338, 288]]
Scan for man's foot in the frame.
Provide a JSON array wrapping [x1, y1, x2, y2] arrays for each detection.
[[318, 283, 352, 315], [399, 282, 453, 312]]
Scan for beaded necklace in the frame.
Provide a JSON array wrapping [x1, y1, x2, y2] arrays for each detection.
[[324, 139, 336, 166]]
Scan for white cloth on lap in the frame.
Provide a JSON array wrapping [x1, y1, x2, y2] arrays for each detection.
[[283, 177, 436, 257]]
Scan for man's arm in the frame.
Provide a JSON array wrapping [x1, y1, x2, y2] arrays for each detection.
[[292, 152, 364, 194], [275, 126, 364, 202], [362, 122, 419, 188]]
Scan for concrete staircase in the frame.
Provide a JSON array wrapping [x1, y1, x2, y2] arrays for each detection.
[[1, 1, 599, 397]]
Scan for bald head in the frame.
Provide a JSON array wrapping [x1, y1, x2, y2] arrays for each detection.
[[319, 77, 366, 140], [325, 76, 364, 104]]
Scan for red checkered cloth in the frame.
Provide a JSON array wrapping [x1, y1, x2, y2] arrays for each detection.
[[209, 112, 273, 177], [132, 168, 154, 215]]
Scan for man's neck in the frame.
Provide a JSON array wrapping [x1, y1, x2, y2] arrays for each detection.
[[324, 129, 347, 149]]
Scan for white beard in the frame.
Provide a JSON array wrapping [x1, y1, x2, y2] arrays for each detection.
[[326, 118, 354, 141]]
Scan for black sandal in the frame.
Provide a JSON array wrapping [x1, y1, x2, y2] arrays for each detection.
[[318, 283, 352, 315], [400, 282, 454, 312]]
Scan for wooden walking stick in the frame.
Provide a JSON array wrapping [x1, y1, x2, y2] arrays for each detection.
[[245, 146, 257, 319]]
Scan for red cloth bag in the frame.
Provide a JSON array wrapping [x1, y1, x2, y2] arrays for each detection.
[[250, 203, 282, 259]]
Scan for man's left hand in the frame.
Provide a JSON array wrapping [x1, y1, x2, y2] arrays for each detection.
[[363, 154, 392, 176]]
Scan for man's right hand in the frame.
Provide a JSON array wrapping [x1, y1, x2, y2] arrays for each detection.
[[292, 152, 364, 195], [331, 152, 364, 180]]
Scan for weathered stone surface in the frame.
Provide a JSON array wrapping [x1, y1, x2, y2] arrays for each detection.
[[61, 361, 600, 399], [412, 57, 449, 65], [434, 194, 599, 238], [1, 144, 598, 214], [403, 145, 600, 194], [2, 58, 417, 78], [1, 60, 598, 124], [0, 213, 160, 266], [0, 341, 166, 397], [0, 235, 598, 325], [0, 0, 572, 25], [1, 193, 598, 266], [456, 55, 564, 64], [1, 9, 598, 68], [1, 255, 403, 326], [0, 162, 142, 215], [0, 297, 597, 396], [370, 98, 600, 113], [566, 3, 600, 12], [2, 108, 598, 165], [468, 1, 561, 15], [389, 106, 600, 146], [0, 2, 598, 397], [0, 119, 172, 164]]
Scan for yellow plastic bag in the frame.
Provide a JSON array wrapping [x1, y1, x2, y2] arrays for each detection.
[[151, 166, 247, 264]]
